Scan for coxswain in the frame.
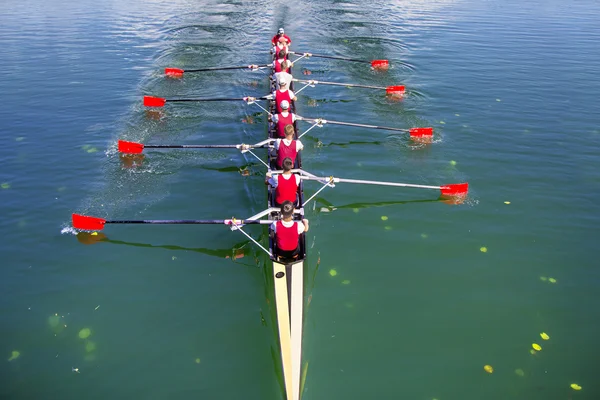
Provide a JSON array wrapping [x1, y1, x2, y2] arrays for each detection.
[[266, 157, 300, 206], [275, 124, 303, 168], [271, 200, 308, 260], [270, 100, 298, 138], [271, 27, 292, 47], [273, 78, 296, 113]]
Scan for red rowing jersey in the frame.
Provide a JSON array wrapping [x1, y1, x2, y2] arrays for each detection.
[[275, 112, 293, 137], [275, 90, 292, 113], [276, 140, 298, 168], [271, 34, 292, 46], [275, 220, 300, 251], [273, 44, 288, 59], [275, 173, 298, 204], [273, 59, 290, 73]]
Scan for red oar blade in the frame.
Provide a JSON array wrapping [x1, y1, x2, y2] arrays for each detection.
[[371, 59, 389, 69], [118, 140, 145, 154], [72, 214, 106, 231], [165, 68, 184, 77], [409, 127, 433, 137], [440, 183, 469, 197], [143, 96, 166, 107], [386, 85, 405, 95]]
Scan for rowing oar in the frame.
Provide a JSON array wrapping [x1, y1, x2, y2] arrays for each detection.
[[298, 117, 433, 139], [300, 176, 468, 197], [165, 64, 270, 77], [143, 95, 268, 107], [117, 140, 269, 154], [289, 51, 389, 69], [293, 79, 405, 95], [72, 214, 274, 231]]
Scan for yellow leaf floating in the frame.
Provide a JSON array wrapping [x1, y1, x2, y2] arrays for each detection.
[[540, 276, 548, 282], [381, 216, 388, 221], [532, 343, 542, 351], [483, 365, 493, 373], [504, 201, 511, 204], [329, 269, 337, 277], [570, 383, 582, 391], [548, 277, 557, 283], [8, 350, 20, 361], [450, 160, 457, 166], [195, 358, 201, 364], [78, 328, 91, 339], [540, 332, 550, 340], [480, 247, 488, 253]]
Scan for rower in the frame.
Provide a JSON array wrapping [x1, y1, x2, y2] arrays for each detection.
[[270, 100, 298, 138], [274, 60, 293, 90], [274, 124, 303, 168], [273, 78, 297, 113], [273, 37, 289, 59], [271, 200, 308, 260], [272, 49, 287, 72], [271, 27, 292, 47], [266, 157, 300, 207]]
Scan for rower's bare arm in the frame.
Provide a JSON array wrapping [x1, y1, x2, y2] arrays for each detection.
[[302, 218, 309, 232]]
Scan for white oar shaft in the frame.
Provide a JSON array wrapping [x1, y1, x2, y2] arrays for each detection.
[[250, 100, 272, 115], [297, 122, 321, 139], [301, 118, 408, 132], [293, 79, 386, 90], [292, 54, 308, 64], [246, 149, 270, 168], [301, 176, 440, 190], [294, 82, 313, 95], [302, 177, 335, 207], [230, 224, 272, 256]]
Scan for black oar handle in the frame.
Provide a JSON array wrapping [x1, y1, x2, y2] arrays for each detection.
[[167, 98, 246, 102], [294, 79, 385, 90], [302, 118, 408, 132], [105, 219, 272, 225], [291, 51, 369, 64], [145, 145, 239, 149], [167, 96, 270, 103], [186, 64, 270, 72]]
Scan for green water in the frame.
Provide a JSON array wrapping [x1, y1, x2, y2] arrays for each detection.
[[1, 0, 599, 398]]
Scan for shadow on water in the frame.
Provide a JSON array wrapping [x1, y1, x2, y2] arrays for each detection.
[[314, 195, 461, 211], [76, 232, 256, 265]]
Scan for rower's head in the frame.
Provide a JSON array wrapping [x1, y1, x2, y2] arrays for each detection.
[[280, 60, 291, 71], [281, 200, 294, 219], [282, 157, 293, 172], [280, 100, 290, 111], [278, 79, 288, 90], [278, 27, 285, 35], [278, 49, 286, 59], [284, 124, 295, 138]]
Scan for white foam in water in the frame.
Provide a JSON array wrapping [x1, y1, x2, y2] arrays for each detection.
[[61, 226, 78, 235]]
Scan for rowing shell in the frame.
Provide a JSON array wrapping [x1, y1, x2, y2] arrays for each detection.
[[266, 49, 306, 400]]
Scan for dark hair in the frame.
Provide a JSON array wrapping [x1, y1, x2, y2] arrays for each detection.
[[282, 157, 293, 171], [278, 49, 286, 58], [284, 124, 295, 136], [281, 200, 294, 218]]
